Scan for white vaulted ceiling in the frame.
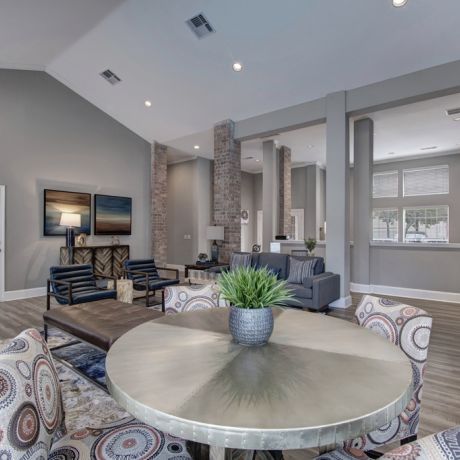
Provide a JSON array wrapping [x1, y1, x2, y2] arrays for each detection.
[[2, 0, 460, 149]]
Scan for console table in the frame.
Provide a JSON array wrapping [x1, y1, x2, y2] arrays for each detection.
[[59, 245, 129, 278]]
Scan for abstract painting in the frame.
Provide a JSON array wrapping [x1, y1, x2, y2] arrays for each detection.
[[44, 189, 91, 236], [95, 194, 132, 235]]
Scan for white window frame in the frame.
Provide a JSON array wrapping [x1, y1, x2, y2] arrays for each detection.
[[402, 205, 449, 243], [403, 165, 449, 197], [373, 171, 399, 198], [372, 208, 399, 242]]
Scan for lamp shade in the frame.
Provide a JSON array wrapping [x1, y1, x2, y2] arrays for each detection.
[[60, 212, 81, 227], [206, 225, 224, 241]]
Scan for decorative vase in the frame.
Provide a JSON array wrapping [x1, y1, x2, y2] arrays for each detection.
[[228, 306, 274, 346]]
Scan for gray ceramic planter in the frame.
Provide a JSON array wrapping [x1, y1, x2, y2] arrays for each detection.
[[228, 306, 274, 346]]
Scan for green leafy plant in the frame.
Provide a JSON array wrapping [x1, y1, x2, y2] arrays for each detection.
[[218, 266, 293, 309], [304, 237, 317, 254]]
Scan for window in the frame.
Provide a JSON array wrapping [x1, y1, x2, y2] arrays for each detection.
[[403, 206, 449, 243], [373, 171, 398, 198], [403, 165, 449, 197], [372, 209, 399, 242]]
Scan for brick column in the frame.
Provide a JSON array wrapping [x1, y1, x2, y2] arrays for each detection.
[[213, 120, 241, 263], [151, 142, 168, 266], [278, 145, 293, 237]]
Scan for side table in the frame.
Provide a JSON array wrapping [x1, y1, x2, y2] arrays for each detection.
[[107, 279, 133, 304]]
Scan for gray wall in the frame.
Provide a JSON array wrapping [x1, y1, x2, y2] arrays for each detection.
[[0, 70, 151, 291], [167, 158, 212, 265], [241, 172, 256, 251]]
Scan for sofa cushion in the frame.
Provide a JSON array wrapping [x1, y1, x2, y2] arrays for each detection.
[[287, 257, 316, 284], [0, 329, 64, 459], [71, 288, 117, 304], [133, 277, 180, 291], [286, 283, 313, 299], [230, 252, 252, 270], [256, 253, 289, 279]]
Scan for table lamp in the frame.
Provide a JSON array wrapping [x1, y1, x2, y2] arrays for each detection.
[[206, 225, 224, 263], [60, 212, 81, 248]]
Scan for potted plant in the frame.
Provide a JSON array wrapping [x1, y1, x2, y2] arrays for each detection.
[[304, 237, 317, 256], [218, 266, 293, 346]]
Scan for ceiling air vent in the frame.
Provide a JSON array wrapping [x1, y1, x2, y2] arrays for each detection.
[[100, 69, 121, 85], [186, 13, 215, 39], [446, 108, 460, 116]]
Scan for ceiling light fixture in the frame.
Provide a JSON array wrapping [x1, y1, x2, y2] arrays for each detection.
[[144, 100, 152, 107], [392, 0, 408, 7], [232, 62, 243, 72], [306, 144, 314, 149], [454, 117, 460, 122], [194, 145, 200, 150], [420, 146, 438, 151]]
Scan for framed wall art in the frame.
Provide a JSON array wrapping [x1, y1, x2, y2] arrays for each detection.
[[44, 189, 91, 236], [94, 194, 132, 235]]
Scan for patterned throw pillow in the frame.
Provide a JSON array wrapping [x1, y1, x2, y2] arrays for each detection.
[[0, 329, 64, 459], [287, 257, 316, 284], [230, 253, 252, 271]]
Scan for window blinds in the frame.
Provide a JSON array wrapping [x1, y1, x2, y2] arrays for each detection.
[[403, 166, 449, 197], [373, 171, 398, 198]]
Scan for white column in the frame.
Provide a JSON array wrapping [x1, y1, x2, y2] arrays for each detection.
[[325, 91, 351, 308], [352, 118, 374, 286], [262, 140, 279, 251]]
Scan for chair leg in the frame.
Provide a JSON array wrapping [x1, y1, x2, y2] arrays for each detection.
[[145, 290, 149, 308], [161, 289, 165, 313], [401, 435, 417, 445], [44, 324, 48, 342]]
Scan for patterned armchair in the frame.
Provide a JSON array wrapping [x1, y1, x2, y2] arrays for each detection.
[[314, 295, 433, 459], [164, 283, 228, 315], [316, 425, 460, 459], [0, 329, 191, 459]]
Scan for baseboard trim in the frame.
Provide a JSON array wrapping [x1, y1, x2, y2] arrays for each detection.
[[350, 283, 460, 304], [1, 287, 47, 302], [330, 295, 352, 309]]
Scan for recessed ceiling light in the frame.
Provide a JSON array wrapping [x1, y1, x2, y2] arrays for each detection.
[[232, 62, 243, 72], [194, 145, 200, 150], [307, 144, 314, 149], [144, 100, 152, 107], [388, 152, 395, 155], [255, 159, 260, 162], [420, 146, 438, 151], [454, 117, 460, 122], [392, 0, 408, 7]]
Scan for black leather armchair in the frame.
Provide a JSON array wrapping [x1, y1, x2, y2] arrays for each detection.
[[123, 258, 179, 310]]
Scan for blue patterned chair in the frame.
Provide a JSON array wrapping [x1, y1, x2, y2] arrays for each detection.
[[315, 425, 460, 459], [47, 264, 117, 308], [314, 295, 433, 458], [0, 329, 191, 459], [164, 283, 228, 315], [123, 259, 180, 309]]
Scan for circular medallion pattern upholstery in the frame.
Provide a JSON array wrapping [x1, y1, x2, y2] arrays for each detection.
[[343, 295, 433, 452], [0, 329, 64, 459]]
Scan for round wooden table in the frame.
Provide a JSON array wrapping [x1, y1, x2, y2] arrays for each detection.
[[106, 308, 412, 457]]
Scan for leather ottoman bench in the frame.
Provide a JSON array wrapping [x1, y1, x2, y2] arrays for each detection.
[[43, 298, 163, 352]]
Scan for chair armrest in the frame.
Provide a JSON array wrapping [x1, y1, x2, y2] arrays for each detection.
[[47, 279, 73, 308], [157, 267, 179, 280], [94, 274, 117, 290], [302, 272, 334, 289], [311, 273, 340, 310]]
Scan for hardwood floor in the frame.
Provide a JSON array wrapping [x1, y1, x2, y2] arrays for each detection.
[[1, 292, 459, 458]]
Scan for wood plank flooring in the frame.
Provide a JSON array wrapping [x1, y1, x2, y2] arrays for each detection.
[[1, 292, 459, 458]]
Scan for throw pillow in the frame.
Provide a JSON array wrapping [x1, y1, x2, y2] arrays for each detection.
[[230, 253, 252, 270], [287, 257, 316, 284]]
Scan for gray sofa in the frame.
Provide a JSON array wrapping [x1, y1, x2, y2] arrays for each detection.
[[208, 252, 340, 312]]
